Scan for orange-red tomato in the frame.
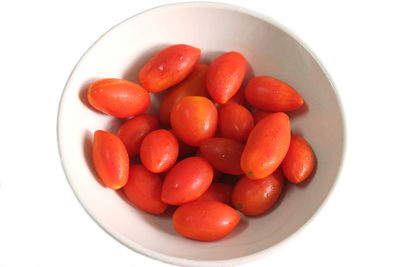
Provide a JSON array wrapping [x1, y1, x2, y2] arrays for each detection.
[[118, 114, 159, 156], [244, 76, 304, 112], [199, 138, 244, 175], [87, 78, 150, 118], [195, 149, 223, 182], [158, 64, 209, 125], [173, 200, 240, 241], [123, 165, 167, 214], [161, 157, 213, 205], [281, 135, 316, 183], [139, 44, 201, 93], [170, 96, 218, 146], [219, 104, 254, 142], [241, 112, 291, 179], [252, 110, 272, 124], [92, 130, 129, 189], [140, 129, 179, 173], [206, 52, 247, 104], [196, 183, 233, 205], [232, 169, 284, 215]]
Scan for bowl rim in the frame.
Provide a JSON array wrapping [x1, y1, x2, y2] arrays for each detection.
[[57, 2, 347, 266]]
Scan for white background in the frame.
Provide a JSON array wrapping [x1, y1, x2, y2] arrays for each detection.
[[0, 0, 399, 266]]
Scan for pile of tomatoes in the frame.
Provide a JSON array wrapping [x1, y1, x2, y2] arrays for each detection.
[[87, 44, 316, 241]]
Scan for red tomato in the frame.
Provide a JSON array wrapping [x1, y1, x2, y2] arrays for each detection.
[[170, 96, 218, 146], [161, 157, 213, 205], [206, 52, 247, 104], [123, 165, 167, 214], [173, 200, 240, 241], [281, 135, 316, 183], [241, 112, 291, 179], [252, 110, 272, 124], [196, 183, 233, 205], [158, 64, 209, 125], [140, 129, 179, 173], [195, 149, 223, 182], [219, 104, 254, 142], [87, 78, 150, 118], [199, 138, 244, 175], [225, 88, 246, 106], [118, 114, 159, 156], [92, 130, 129, 189], [244, 76, 304, 112], [139, 44, 201, 93], [232, 170, 284, 215]]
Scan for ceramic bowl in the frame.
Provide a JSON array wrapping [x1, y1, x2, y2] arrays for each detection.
[[57, 2, 345, 266]]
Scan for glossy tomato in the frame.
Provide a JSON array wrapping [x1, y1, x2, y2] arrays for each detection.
[[281, 135, 316, 183], [92, 130, 129, 189], [241, 112, 291, 179], [161, 157, 213, 205], [87, 78, 150, 118], [219, 104, 254, 142], [139, 44, 201, 92], [158, 64, 209, 125], [170, 96, 218, 146], [123, 164, 167, 214], [196, 183, 233, 205], [232, 169, 284, 215], [206, 51, 247, 104], [244, 76, 304, 112], [118, 114, 159, 156], [199, 138, 244, 175], [140, 129, 179, 173], [173, 200, 240, 241]]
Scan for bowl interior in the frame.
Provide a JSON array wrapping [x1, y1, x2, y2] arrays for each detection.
[[58, 3, 344, 265]]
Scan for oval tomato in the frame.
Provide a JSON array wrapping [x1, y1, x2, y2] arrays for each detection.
[[161, 157, 213, 205], [87, 78, 150, 118], [244, 76, 304, 112], [195, 149, 222, 182], [241, 112, 291, 179], [199, 138, 244, 175], [118, 114, 159, 156], [139, 44, 201, 93], [158, 64, 209, 125], [252, 110, 272, 124], [140, 129, 179, 173], [232, 170, 284, 215], [173, 200, 240, 241], [196, 183, 233, 205], [170, 96, 218, 146], [123, 165, 167, 214], [219, 104, 254, 142], [281, 135, 316, 183], [92, 130, 129, 189], [206, 52, 247, 104]]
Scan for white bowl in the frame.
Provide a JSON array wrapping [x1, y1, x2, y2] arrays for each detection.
[[57, 2, 345, 266]]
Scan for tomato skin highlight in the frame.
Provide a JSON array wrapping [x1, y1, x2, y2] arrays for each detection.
[[140, 129, 179, 173], [170, 96, 218, 146], [173, 200, 240, 241], [123, 165, 167, 214], [241, 112, 291, 179], [199, 138, 244, 175], [281, 135, 316, 183], [87, 78, 150, 118], [219, 104, 254, 143], [206, 52, 247, 104], [244, 76, 304, 112], [158, 64, 209, 125], [161, 157, 213, 205], [139, 44, 201, 93], [118, 114, 159, 157], [92, 130, 129, 189], [252, 110, 272, 124], [196, 183, 233, 205], [232, 170, 284, 216]]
